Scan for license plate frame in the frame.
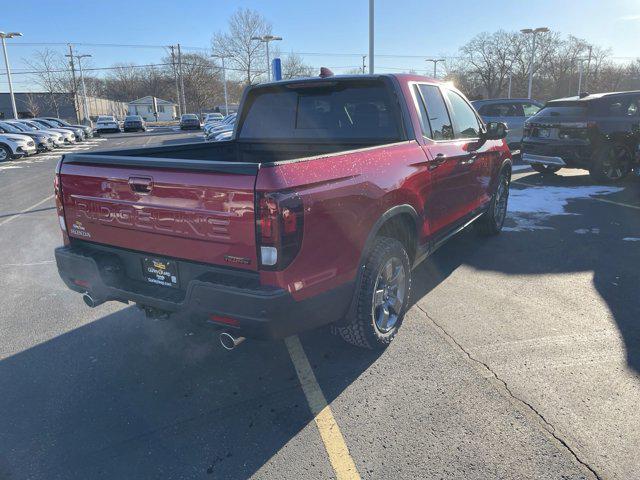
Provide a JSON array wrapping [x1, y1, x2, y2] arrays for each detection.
[[141, 257, 180, 288]]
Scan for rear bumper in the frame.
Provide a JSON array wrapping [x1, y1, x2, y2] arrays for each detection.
[[522, 153, 566, 166], [55, 244, 354, 340], [522, 140, 593, 168]]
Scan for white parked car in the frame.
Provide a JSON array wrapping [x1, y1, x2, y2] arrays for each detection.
[[9, 121, 64, 147], [0, 133, 37, 161], [16, 120, 76, 144], [213, 130, 233, 142], [95, 116, 120, 133], [204, 112, 224, 124]]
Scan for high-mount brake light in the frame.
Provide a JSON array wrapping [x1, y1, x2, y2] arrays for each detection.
[[256, 191, 304, 270]]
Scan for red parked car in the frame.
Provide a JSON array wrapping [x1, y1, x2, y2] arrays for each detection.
[[54, 74, 511, 349]]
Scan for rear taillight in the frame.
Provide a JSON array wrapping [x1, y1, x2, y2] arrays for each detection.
[[256, 191, 304, 270], [54, 158, 70, 245]]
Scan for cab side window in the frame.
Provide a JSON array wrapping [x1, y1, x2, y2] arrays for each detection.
[[416, 84, 454, 140], [444, 90, 481, 139]]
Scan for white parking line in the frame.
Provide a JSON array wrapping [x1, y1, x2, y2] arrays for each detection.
[[0, 194, 55, 227]]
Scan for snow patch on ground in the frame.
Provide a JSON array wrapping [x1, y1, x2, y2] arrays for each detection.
[[623, 237, 640, 242], [575, 228, 600, 234], [505, 185, 623, 232]]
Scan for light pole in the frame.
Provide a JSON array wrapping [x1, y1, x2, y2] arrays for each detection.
[[507, 70, 513, 98], [0, 31, 23, 119], [369, 0, 374, 74], [212, 54, 233, 116], [521, 27, 549, 99], [425, 59, 445, 78], [251, 35, 282, 82]]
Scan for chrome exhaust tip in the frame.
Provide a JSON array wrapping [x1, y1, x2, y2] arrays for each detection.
[[219, 332, 245, 351], [82, 293, 103, 308]]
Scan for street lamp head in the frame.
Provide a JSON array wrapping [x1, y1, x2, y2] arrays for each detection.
[[520, 28, 533, 34], [534, 27, 550, 33], [0, 32, 24, 39]]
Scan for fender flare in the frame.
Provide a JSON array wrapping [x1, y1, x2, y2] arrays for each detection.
[[339, 204, 419, 324]]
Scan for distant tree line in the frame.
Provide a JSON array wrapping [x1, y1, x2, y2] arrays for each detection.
[[22, 10, 639, 116], [446, 30, 640, 101]]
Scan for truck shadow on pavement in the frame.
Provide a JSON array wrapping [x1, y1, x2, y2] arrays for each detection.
[[0, 306, 381, 479], [410, 171, 640, 375]]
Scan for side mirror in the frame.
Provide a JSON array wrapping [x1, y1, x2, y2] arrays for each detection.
[[484, 121, 508, 140]]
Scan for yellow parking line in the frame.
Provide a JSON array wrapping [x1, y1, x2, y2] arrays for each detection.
[[285, 336, 361, 480], [0, 194, 55, 227]]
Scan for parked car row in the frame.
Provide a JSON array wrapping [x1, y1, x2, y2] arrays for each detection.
[[0, 117, 92, 162], [474, 91, 640, 183], [203, 112, 236, 142]]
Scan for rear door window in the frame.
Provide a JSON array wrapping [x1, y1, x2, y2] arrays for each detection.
[[416, 84, 453, 140], [444, 89, 481, 139], [522, 103, 541, 117]]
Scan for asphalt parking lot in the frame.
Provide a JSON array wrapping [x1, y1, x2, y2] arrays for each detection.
[[1, 131, 638, 480]]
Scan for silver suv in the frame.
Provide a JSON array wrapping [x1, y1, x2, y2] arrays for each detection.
[[472, 98, 543, 150]]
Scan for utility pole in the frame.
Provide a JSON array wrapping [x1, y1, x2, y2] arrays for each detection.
[[369, 0, 374, 74], [67, 44, 80, 123], [212, 54, 233, 116], [169, 45, 182, 117], [65, 51, 92, 124], [77, 55, 91, 124], [362, 55, 367, 74], [177, 43, 187, 113], [508, 70, 513, 98], [425, 59, 445, 78], [521, 27, 549, 99], [251, 35, 282, 82], [0, 31, 22, 119], [584, 45, 593, 92]]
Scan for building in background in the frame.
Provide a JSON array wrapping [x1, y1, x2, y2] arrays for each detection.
[[0, 92, 127, 122], [127, 96, 177, 122]]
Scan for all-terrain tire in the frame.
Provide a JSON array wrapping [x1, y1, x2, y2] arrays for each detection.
[[336, 237, 411, 350], [474, 168, 511, 236]]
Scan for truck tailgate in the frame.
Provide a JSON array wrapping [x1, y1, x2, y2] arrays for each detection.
[[59, 155, 259, 271]]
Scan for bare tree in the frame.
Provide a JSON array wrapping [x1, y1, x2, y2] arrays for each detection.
[[456, 30, 525, 98], [281, 53, 314, 79], [24, 49, 66, 117], [211, 8, 271, 84], [21, 93, 40, 118]]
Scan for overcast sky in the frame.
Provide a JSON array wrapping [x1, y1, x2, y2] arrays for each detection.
[[1, 0, 639, 92]]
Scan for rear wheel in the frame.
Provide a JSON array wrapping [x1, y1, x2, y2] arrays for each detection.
[[336, 237, 411, 349], [589, 143, 631, 183], [531, 163, 561, 174], [475, 168, 510, 236]]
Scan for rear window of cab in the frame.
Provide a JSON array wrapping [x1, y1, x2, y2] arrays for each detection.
[[239, 80, 402, 141]]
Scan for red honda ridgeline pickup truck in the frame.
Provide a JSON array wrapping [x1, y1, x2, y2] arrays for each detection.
[[54, 74, 511, 349]]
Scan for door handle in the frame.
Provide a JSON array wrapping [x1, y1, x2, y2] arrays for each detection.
[[128, 176, 153, 194], [460, 154, 478, 165], [428, 153, 447, 170]]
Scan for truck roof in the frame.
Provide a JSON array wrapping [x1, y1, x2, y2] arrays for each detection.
[[255, 73, 444, 88]]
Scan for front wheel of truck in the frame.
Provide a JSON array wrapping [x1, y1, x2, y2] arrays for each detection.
[[474, 168, 510, 236], [336, 237, 412, 350]]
